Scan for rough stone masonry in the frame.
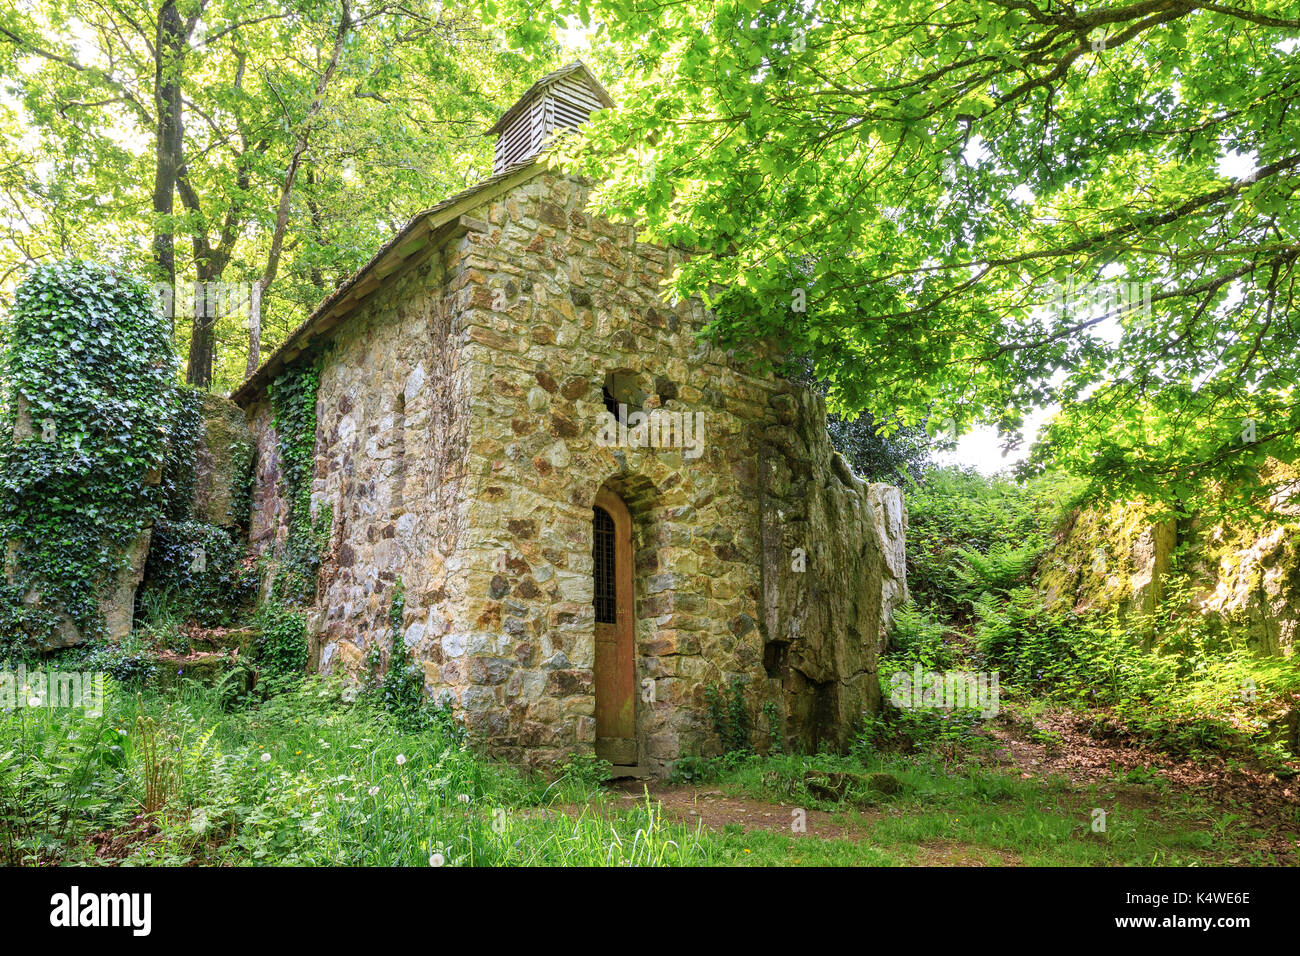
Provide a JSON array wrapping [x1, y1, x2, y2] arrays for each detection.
[[233, 62, 907, 775]]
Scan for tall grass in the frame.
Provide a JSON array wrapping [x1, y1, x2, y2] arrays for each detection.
[[0, 676, 718, 866]]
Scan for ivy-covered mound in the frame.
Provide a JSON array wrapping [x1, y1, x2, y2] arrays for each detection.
[[0, 261, 177, 649]]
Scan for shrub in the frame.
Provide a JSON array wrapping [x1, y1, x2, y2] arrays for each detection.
[[0, 685, 129, 864], [56, 632, 160, 687], [355, 580, 465, 737], [705, 679, 753, 754], [140, 518, 257, 627], [869, 602, 995, 760], [903, 467, 1077, 611], [256, 606, 309, 696], [883, 602, 954, 670], [557, 752, 613, 790]]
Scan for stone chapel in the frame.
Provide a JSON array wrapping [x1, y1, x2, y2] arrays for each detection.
[[232, 62, 908, 776]]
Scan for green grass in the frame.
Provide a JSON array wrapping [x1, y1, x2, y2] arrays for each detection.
[[1, 677, 1292, 866]]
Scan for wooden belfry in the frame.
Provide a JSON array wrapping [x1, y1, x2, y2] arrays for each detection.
[[487, 61, 615, 174]]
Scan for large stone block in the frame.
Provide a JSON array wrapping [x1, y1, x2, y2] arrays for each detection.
[[193, 393, 255, 528]]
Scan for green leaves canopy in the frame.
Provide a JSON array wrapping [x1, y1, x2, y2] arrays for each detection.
[[486, 0, 1300, 509], [0, 0, 555, 390]]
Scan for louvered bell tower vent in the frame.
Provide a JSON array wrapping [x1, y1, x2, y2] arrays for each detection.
[[488, 62, 615, 174]]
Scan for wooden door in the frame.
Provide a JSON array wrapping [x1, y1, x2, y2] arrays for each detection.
[[593, 489, 636, 765]]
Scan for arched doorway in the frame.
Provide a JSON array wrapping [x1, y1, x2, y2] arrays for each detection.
[[593, 488, 636, 766]]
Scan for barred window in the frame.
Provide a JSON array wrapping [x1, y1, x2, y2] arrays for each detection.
[[593, 506, 616, 624]]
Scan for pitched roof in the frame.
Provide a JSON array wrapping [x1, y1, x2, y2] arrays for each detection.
[[229, 159, 546, 407], [486, 61, 615, 137]]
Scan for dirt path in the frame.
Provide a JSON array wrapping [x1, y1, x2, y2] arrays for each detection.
[[606, 780, 872, 839], [601, 780, 1020, 864]]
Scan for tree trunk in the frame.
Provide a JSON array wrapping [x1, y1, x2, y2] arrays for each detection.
[[184, 261, 225, 388], [151, 0, 187, 326], [185, 295, 217, 387], [245, 279, 263, 381]]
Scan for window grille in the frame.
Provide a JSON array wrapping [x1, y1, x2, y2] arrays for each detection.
[[593, 506, 616, 623]]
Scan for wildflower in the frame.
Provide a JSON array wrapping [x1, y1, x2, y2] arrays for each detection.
[[429, 852, 445, 867], [396, 754, 407, 766], [27, 696, 41, 707], [296, 750, 302, 755], [368, 786, 380, 796], [260, 753, 271, 763], [457, 793, 470, 804]]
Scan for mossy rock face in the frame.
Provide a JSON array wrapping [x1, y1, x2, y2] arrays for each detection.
[[151, 651, 254, 701], [153, 653, 229, 689], [192, 393, 254, 528], [188, 626, 259, 656], [1037, 463, 1300, 659]]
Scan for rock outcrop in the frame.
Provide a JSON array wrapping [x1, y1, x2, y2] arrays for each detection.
[[759, 389, 908, 752], [1038, 466, 1299, 752], [191, 393, 255, 528], [1040, 469, 1300, 658]]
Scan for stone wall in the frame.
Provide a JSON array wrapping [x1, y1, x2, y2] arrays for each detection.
[[310, 250, 476, 679], [244, 248, 477, 675], [242, 168, 908, 774]]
